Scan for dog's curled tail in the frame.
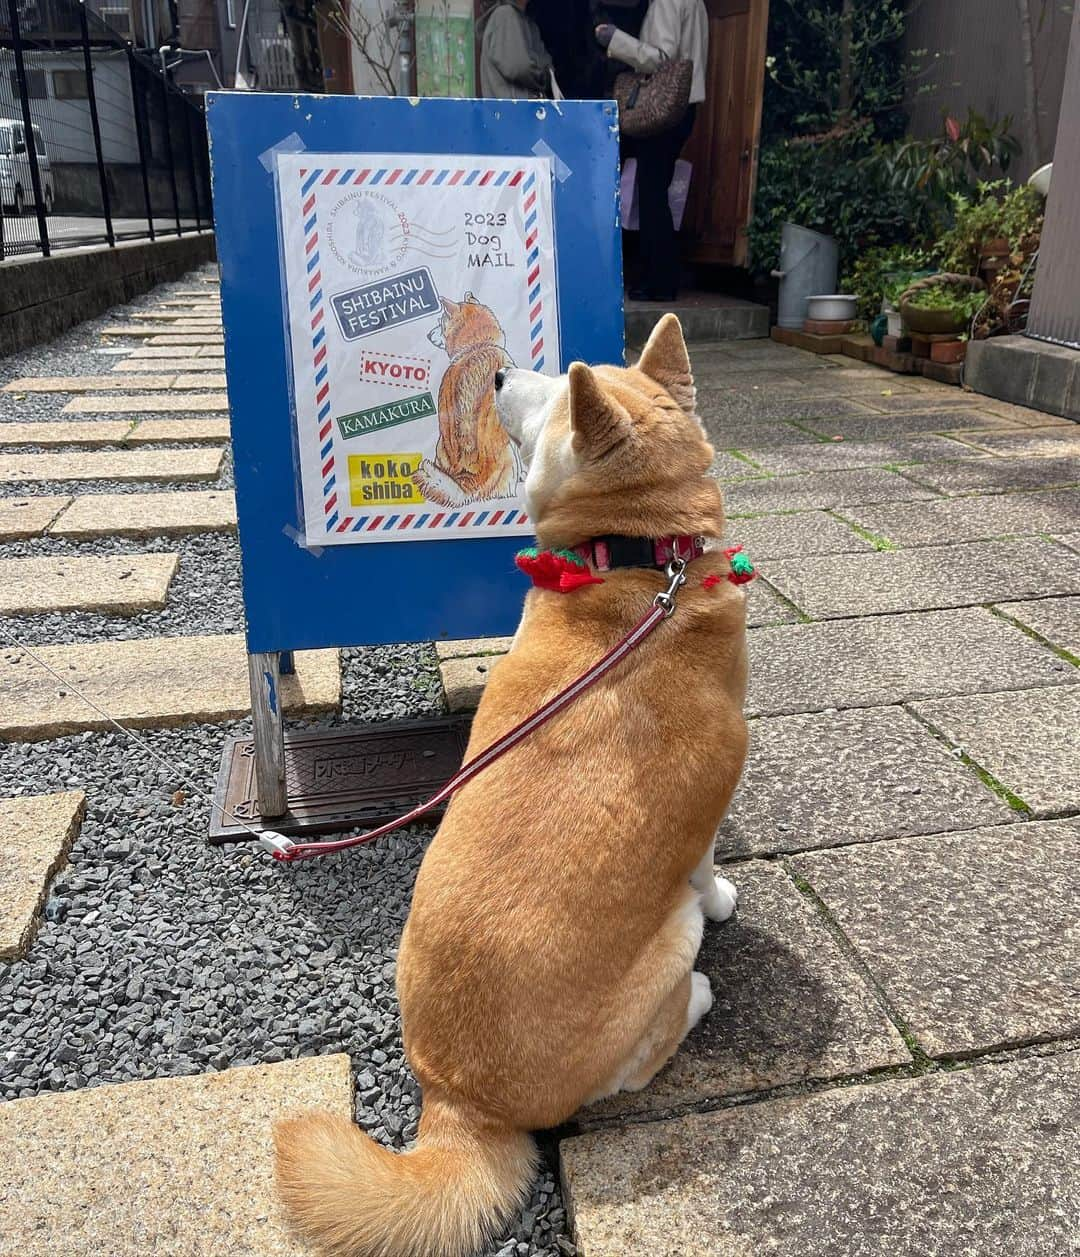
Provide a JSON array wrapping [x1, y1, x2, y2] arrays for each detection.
[[274, 1097, 537, 1257]]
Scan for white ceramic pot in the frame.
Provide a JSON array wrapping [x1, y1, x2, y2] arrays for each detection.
[[806, 294, 858, 321]]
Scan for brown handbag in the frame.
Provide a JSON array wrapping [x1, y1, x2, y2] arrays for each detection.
[[613, 59, 693, 138]]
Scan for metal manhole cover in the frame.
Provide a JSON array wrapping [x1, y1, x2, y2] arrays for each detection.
[[209, 717, 471, 843]]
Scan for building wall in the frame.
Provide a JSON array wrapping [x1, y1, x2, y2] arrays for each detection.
[[1028, 1, 1080, 346], [903, 0, 1075, 180]]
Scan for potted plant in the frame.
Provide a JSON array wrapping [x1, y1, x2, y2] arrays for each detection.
[[936, 181, 1043, 277], [899, 273, 987, 336]]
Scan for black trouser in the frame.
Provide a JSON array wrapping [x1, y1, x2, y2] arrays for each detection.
[[626, 104, 697, 297]]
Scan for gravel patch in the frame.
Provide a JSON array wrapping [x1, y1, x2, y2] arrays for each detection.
[[0, 706, 571, 1254], [0, 267, 576, 1255]]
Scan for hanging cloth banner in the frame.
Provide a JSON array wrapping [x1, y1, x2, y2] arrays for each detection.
[[277, 152, 560, 547]]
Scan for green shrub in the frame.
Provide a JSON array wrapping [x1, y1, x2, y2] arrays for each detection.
[[934, 181, 1043, 273], [842, 243, 934, 320], [747, 129, 927, 275]]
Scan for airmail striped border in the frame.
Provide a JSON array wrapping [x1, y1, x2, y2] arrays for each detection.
[[297, 161, 544, 535]]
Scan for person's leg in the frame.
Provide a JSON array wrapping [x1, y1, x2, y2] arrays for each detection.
[[634, 130, 679, 298], [633, 107, 696, 298]]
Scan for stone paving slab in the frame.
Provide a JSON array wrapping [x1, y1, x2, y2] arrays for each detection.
[[746, 580, 802, 626], [132, 311, 222, 322], [794, 820, 1080, 1056], [0, 495, 70, 540], [698, 392, 877, 426], [912, 686, 1080, 817], [1060, 533, 1080, 552], [704, 421, 820, 448], [561, 1051, 1080, 1256], [840, 486, 1080, 548], [0, 553, 178, 615], [126, 418, 231, 444], [723, 511, 874, 560], [583, 861, 908, 1125], [63, 393, 229, 415], [0, 449, 223, 485], [765, 538, 1080, 620], [0, 421, 228, 448], [109, 345, 202, 359], [964, 398, 1075, 427], [0, 791, 84, 961], [434, 635, 514, 660], [899, 455, 1080, 496], [950, 426, 1080, 459], [759, 377, 927, 400], [49, 489, 237, 538], [858, 391, 1008, 413], [711, 451, 761, 480], [440, 653, 501, 712], [173, 373, 228, 390], [995, 595, 1080, 657], [147, 335, 224, 347], [0, 422, 132, 447], [799, 410, 1022, 441], [721, 706, 1014, 857], [0, 635, 340, 741], [746, 608, 1077, 717], [0, 1055, 353, 1256], [100, 326, 175, 337], [115, 357, 224, 373], [725, 468, 939, 516], [739, 434, 980, 475], [3, 375, 176, 392]]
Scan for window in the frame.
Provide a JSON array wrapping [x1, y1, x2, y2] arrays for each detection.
[[226, 0, 236, 27], [53, 69, 89, 100], [8, 69, 48, 100], [99, 6, 132, 35]]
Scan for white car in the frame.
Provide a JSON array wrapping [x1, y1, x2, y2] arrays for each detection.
[[0, 120, 55, 215]]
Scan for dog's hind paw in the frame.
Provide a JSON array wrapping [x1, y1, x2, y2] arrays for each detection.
[[702, 874, 738, 923], [687, 971, 714, 1030], [412, 460, 466, 508]]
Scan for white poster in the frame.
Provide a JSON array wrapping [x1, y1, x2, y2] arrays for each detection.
[[276, 152, 560, 546]]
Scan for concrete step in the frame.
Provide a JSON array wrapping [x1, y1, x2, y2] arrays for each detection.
[[966, 333, 1080, 421], [625, 293, 769, 347]]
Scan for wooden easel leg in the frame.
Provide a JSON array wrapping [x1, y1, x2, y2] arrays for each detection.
[[247, 650, 287, 818]]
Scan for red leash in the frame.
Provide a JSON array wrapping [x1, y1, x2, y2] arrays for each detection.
[[258, 558, 690, 863]]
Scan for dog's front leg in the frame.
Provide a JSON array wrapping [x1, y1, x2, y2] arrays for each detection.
[[691, 836, 738, 922]]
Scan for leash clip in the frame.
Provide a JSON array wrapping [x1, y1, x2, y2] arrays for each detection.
[[258, 831, 297, 861], [653, 556, 687, 618]]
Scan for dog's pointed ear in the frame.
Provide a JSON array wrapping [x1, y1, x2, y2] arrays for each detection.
[[635, 313, 695, 411], [569, 362, 629, 458]]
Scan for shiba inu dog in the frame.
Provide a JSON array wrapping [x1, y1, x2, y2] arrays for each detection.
[[413, 293, 521, 507], [275, 314, 750, 1257]]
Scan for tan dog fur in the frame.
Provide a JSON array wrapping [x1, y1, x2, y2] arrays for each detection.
[[275, 315, 750, 1257]]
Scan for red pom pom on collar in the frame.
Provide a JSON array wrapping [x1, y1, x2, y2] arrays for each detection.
[[515, 547, 605, 593]]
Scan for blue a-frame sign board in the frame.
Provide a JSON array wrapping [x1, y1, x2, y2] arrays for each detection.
[[207, 93, 623, 654]]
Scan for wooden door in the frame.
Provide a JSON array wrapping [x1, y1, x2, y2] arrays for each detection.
[[683, 0, 769, 266]]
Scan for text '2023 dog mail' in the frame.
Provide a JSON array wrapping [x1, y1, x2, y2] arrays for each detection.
[[277, 153, 560, 546]]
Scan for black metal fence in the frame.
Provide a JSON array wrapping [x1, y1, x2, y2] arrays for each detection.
[[1, 0, 211, 260]]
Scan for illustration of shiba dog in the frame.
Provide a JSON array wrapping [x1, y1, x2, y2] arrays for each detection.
[[412, 292, 522, 507], [275, 315, 750, 1257]]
